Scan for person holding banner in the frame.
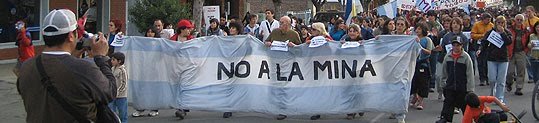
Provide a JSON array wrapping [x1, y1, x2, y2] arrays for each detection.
[[264, 16, 301, 120], [306, 22, 333, 45], [506, 14, 531, 96], [393, 17, 411, 35], [477, 16, 512, 104], [170, 20, 195, 42], [472, 13, 494, 86], [528, 22, 539, 84]]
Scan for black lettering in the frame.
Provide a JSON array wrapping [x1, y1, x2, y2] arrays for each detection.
[[334, 60, 339, 79], [359, 60, 377, 77], [314, 61, 332, 80], [235, 61, 250, 78], [258, 60, 270, 79], [276, 64, 287, 81], [341, 60, 357, 79], [218, 62, 234, 80], [288, 62, 304, 81]]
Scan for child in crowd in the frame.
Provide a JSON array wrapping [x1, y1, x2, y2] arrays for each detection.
[[109, 52, 128, 123]]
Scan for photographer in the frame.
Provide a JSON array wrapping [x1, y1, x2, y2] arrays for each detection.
[[12, 20, 35, 77], [17, 9, 117, 122]]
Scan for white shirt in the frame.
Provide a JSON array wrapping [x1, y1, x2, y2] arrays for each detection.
[[42, 51, 71, 55], [160, 30, 173, 39], [259, 19, 280, 41]]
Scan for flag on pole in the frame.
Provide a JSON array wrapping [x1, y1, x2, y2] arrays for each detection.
[[377, 1, 398, 19], [345, 0, 356, 25]]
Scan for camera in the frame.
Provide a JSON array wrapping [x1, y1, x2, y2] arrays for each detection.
[[76, 31, 99, 50], [15, 21, 24, 30]]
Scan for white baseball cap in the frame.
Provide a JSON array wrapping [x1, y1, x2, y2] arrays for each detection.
[[42, 9, 77, 36]]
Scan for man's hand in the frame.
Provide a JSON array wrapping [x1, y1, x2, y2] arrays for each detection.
[[91, 32, 109, 56]]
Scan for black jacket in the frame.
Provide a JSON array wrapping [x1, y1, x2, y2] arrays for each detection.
[[480, 29, 512, 62], [442, 51, 475, 92]]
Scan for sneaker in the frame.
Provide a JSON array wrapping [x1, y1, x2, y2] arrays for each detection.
[[435, 118, 448, 123], [389, 114, 396, 119], [515, 88, 523, 96], [438, 93, 443, 100], [148, 111, 159, 117], [397, 118, 405, 123], [429, 88, 435, 92], [310, 115, 321, 120], [132, 111, 145, 117], [454, 109, 460, 114], [223, 112, 232, 118], [507, 85, 513, 92], [358, 112, 365, 116], [175, 109, 186, 120], [346, 113, 355, 120], [276, 114, 287, 120], [416, 105, 423, 110]]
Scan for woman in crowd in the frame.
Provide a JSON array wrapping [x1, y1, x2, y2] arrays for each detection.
[[381, 19, 396, 35], [207, 18, 227, 36], [528, 22, 539, 84], [305, 22, 333, 45], [171, 20, 195, 42], [107, 19, 123, 55], [132, 27, 161, 117], [393, 17, 411, 35], [330, 19, 347, 41], [478, 16, 512, 104], [299, 25, 311, 43], [340, 24, 366, 120], [410, 22, 434, 111]]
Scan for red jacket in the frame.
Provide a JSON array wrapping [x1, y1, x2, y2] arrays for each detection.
[[170, 34, 194, 41], [508, 24, 531, 59], [17, 28, 35, 62]]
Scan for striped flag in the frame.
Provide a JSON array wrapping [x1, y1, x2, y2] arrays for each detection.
[[344, 0, 356, 25], [377, 1, 398, 19]]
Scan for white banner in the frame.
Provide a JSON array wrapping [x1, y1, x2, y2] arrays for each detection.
[[487, 31, 503, 48], [118, 35, 420, 115], [398, 0, 416, 10]]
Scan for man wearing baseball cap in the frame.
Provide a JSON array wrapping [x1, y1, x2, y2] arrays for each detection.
[[436, 37, 475, 123], [17, 9, 118, 122]]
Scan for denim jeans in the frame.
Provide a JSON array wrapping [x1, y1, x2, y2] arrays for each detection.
[[109, 97, 128, 123], [528, 56, 536, 81], [531, 60, 539, 83], [429, 52, 439, 89], [487, 61, 509, 103]]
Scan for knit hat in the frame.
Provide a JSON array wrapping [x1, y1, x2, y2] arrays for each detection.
[[42, 9, 77, 36]]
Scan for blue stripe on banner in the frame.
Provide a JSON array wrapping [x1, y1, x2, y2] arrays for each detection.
[[128, 80, 412, 115], [118, 35, 418, 58]]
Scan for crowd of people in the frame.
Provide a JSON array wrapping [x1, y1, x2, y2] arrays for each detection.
[[13, 4, 539, 123]]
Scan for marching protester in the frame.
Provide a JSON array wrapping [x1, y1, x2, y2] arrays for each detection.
[[264, 16, 301, 120], [306, 22, 333, 44], [107, 19, 123, 55], [380, 19, 396, 35], [410, 23, 434, 111], [472, 13, 494, 86], [12, 20, 35, 77], [131, 27, 161, 117], [154, 19, 173, 39], [529, 22, 539, 84], [243, 14, 260, 39], [525, 6, 539, 30], [462, 15, 473, 32], [17, 9, 118, 122], [330, 19, 347, 41], [221, 22, 244, 119], [394, 17, 411, 35], [436, 36, 475, 123], [339, 24, 366, 120], [299, 25, 311, 43], [358, 17, 375, 39], [109, 52, 128, 123], [259, 9, 280, 42], [206, 18, 227, 36], [478, 16, 512, 104], [170, 20, 195, 42], [506, 14, 530, 96]]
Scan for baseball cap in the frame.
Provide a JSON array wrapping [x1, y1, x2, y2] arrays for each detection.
[[42, 9, 77, 36], [177, 20, 194, 29], [451, 37, 463, 45]]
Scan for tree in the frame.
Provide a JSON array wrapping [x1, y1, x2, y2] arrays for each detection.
[[272, 0, 282, 17], [312, 0, 328, 12], [192, 0, 204, 36], [129, 0, 191, 33]]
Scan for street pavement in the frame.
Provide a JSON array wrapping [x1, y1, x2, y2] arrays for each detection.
[[1, 62, 537, 123]]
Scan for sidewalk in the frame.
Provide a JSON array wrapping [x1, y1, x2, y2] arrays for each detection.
[[0, 63, 25, 122]]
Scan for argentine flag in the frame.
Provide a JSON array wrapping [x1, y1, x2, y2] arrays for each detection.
[[344, 0, 356, 25], [377, 1, 398, 19]]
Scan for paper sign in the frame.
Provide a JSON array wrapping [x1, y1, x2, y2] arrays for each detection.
[[486, 31, 503, 48], [270, 40, 289, 51], [110, 33, 125, 47], [445, 44, 453, 52], [309, 36, 328, 48], [463, 32, 471, 40], [341, 42, 361, 48], [532, 40, 539, 49]]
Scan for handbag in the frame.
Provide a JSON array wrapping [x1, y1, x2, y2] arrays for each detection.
[[36, 55, 120, 123]]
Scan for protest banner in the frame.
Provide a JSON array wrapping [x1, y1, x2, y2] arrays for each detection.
[[487, 31, 504, 48], [118, 35, 420, 115]]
